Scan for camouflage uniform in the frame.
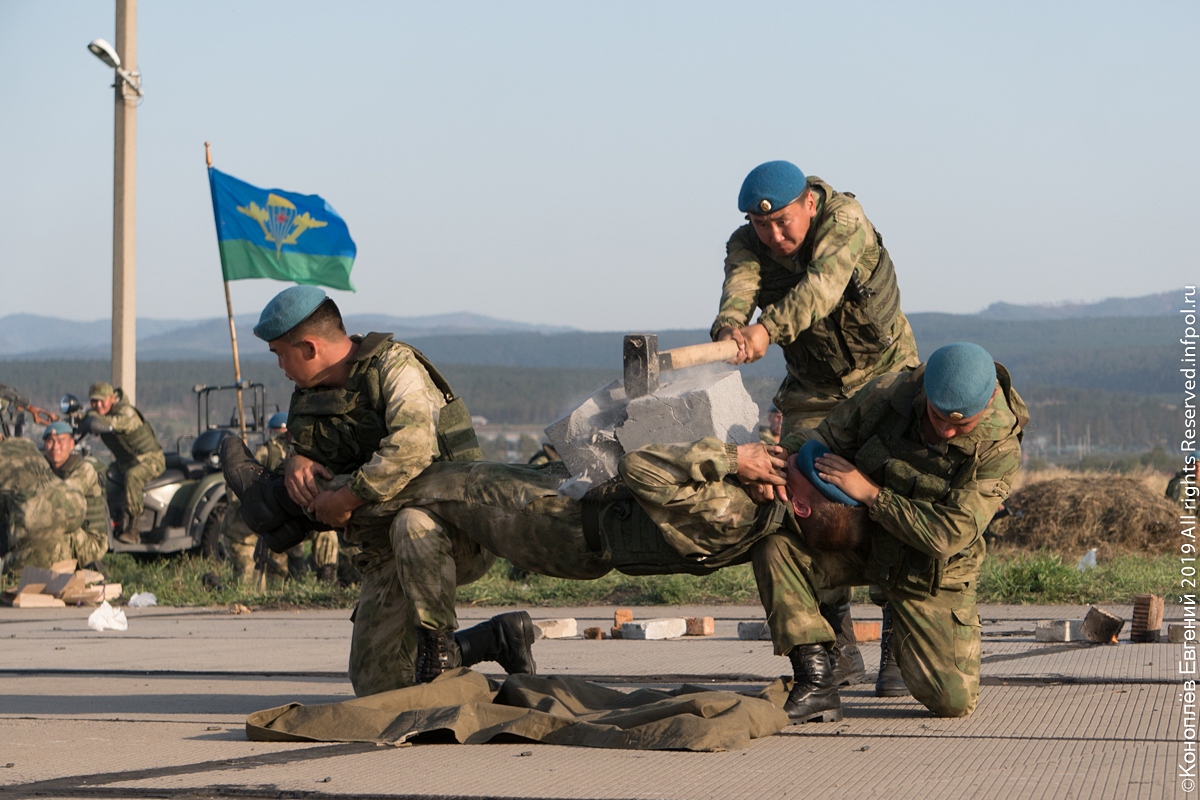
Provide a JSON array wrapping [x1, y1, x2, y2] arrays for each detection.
[[391, 439, 783, 635], [223, 436, 291, 580], [89, 390, 165, 526], [757, 364, 1028, 717], [48, 454, 109, 566], [710, 176, 920, 432], [0, 438, 86, 572], [285, 333, 480, 697]]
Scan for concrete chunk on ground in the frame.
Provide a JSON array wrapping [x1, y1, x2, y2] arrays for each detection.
[[583, 627, 604, 640], [619, 618, 688, 640], [1169, 623, 1189, 644], [1082, 606, 1125, 643], [533, 618, 577, 639], [685, 617, 715, 636], [545, 367, 759, 494], [1035, 619, 1086, 642], [737, 621, 771, 640]]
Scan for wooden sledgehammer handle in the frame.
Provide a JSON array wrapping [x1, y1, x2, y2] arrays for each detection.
[[660, 339, 741, 371]]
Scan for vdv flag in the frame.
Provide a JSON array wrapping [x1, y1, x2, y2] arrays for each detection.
[[208, 167, 356, 291]]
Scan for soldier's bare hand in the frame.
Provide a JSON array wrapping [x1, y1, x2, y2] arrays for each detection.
[[744, 481, 786, 504], [735, 442, 787, 486], [285, 454, 332, 508], [310, 486, 362, 528], [739, 323, 771, 362], [814, 453, 881, 507], [717, 326, 750, 364]]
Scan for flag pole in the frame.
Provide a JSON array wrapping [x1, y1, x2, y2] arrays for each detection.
[[208, 141, 248, 444]]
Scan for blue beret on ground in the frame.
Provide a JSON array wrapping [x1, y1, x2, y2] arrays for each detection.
[[793, 439, 861, 507], [268, 412, 289, 430], [738, 160, 807, 214], [42, 420, 74, 438], [924, 342, 997, 418], [253, 285, 328, 341]]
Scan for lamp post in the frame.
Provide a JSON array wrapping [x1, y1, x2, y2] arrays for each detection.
[[88, 0, 143, 404]]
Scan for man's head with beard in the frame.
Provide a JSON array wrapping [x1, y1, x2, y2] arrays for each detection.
[[785, 440, 872, 553]]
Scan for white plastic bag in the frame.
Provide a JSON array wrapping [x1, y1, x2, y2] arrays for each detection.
[[1076, 548, 1098, 571], [127, 592, 157, 607], [87, 600, 129, 632]]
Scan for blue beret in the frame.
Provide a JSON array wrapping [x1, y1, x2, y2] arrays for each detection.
[[268, 412, 289, 430], [793, 439, 861, 507], [738, 160, 807, 214], [253, 286, 328, 341], [43, 421, 74, 438], [924, 342, 997, 419]]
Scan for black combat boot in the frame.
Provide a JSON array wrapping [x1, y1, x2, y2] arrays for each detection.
[[415, 628, 460, 683], [784, 643, 843, 724], [219, 437, 320, 551], [455, 611, 537, 677], [821, 598, 867, 686], [875, 603, 910, 697]]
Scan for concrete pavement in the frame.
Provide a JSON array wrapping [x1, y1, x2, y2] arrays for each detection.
[[0, 603, 1189, 799]]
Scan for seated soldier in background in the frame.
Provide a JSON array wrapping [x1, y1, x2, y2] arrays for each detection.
[[0, 437, 86, 573], [81, 381, 165, 544], [222, 413, 340, 585], [42, 421, 108, 570]]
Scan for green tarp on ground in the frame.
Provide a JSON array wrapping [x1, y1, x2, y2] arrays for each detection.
[[247, 668, 790, 752]]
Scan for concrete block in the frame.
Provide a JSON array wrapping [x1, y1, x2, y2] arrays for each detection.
[[1169, 624, 1189, 644], [533, 618, 577, 639], [853, 621, 881, 642], [1035, 619, 1086, 642], [737, 621, 771, 641], [685, 617, 715, 636], [619, 618, 688, 640], [1082, 606, 1125, 643], [583, 627, 605, 640], [545, 367, 759, 493], [1131, 594, 1165, 642]]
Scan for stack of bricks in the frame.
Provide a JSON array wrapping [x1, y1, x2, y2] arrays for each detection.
[[1130, 594, 1165, 643]]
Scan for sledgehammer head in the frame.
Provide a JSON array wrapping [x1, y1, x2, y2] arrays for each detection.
[[623, 334, 660, 398]]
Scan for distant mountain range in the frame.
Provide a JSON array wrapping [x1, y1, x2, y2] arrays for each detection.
[[975, 291, 1178, 320], [0, 312, 574, 360], [0, 292, 1183, 397]]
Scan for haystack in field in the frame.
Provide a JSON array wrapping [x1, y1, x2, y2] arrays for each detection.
[[991, 476, 1179, 556]]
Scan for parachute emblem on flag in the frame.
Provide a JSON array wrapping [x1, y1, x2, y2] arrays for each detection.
[[236, 193, 329, 256]]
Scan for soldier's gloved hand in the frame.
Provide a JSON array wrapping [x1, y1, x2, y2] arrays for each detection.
[[284, 454, 333, 508], [78, 413, 113, 436]]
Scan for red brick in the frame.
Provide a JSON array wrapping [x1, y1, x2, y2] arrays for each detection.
[[583, 627, 605, 640], [685, 617, 715, 636], [853, 621, 882, 642]]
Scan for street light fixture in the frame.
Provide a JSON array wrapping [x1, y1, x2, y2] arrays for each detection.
[[88, 37, 143, 97]]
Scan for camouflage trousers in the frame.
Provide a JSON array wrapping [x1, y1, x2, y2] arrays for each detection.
[[2, 491, 87, 572], [222, 498, 339, 583], [107, 451, 166, 522], [752, 529, 981, 718], [65, 525, 108, 566]]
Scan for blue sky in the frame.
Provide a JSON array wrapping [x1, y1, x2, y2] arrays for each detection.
[[0, 1, 1196, 330]]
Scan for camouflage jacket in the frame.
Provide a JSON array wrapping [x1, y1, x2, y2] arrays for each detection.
[[88, 390, 162, 466], [781, 364, 1027, 589], [289, 334, 447, 505], [617, 438, 791, 570], [255, 436, 290, 473], [710, 177, 918, 392], [50, 454, 107, 537], [0, 438, 86, 556]]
